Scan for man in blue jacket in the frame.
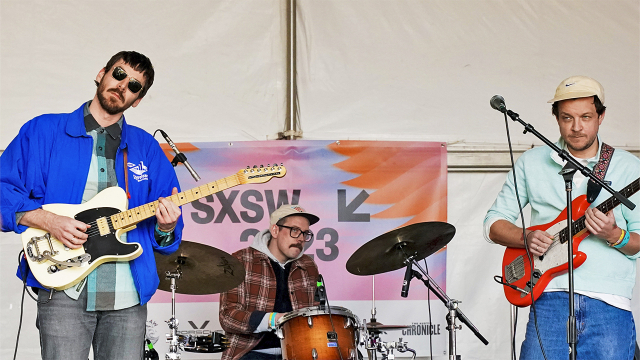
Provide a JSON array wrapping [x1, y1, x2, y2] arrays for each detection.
[[1, 51, 183, 360]]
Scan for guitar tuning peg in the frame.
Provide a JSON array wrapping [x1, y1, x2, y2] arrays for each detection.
[[253, 165, 258, 168], [260, 164, 264, 168], [246, 166, 250, 169]]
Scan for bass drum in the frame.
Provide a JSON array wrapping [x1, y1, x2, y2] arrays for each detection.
[[277, 306, 360, 360]]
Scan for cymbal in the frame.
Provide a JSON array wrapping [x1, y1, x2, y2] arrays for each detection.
[[155, 240, 245, 295], [346, 222, 455, 276], [366, 321, 410, 332]]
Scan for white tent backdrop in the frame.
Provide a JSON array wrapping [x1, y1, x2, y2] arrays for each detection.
[[1, 1, 639, 359]]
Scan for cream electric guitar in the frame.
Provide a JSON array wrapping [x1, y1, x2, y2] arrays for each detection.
[[21, 164, 287, 290]]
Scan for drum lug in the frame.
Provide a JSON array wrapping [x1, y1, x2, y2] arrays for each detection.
[[344, 316, 352, 329], [312, 348, 318, 360], [308, 316, 313, 328], [276, 327, 284, 340]]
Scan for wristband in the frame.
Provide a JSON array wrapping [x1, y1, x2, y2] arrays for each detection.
[[269, 312, 276, 329], [614, 229, 631, 249], [155, 223, 175, 236], [608, 229, 625, 247]]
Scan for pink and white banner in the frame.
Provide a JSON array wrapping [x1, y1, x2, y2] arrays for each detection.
[[147, 140, 449, 358]]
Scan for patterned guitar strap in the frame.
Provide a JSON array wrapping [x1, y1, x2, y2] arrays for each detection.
[[586, 143, 614, 203]]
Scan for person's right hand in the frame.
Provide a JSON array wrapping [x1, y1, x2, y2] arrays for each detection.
[[20, 209, 90, 249]]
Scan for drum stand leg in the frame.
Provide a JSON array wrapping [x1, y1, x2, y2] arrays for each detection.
[[165, 270, 182, 360]]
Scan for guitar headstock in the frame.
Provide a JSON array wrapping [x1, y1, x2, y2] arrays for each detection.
[[238, 164, 287, 184]]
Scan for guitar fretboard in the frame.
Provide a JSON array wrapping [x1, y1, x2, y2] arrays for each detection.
[[109, 174, 240, 230], [558, 177, 640, 243]]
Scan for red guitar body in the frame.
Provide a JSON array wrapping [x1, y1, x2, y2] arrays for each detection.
[[501, 195, 591, 307]]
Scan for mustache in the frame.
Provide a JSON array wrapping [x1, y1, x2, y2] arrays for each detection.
[[108, 88, 125, 100], [289, 243, 303, 250]]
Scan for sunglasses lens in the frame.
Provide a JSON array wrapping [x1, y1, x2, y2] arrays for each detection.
[[128, 80, 143, 94], [112, 67, 127, 81]]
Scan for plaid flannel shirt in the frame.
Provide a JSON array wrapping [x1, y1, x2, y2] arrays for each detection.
[[219, 247, 319, 360]]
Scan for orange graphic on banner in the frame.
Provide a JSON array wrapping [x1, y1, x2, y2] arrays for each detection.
[[328, 141, 447, 228], [159, 143, 200, 162]]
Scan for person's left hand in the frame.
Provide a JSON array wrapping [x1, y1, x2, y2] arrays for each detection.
[[584, 207, 620, 244], [156, 187, 181, 232]]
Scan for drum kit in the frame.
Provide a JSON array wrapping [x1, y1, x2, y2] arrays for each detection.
[[153, 221, 487, 360]]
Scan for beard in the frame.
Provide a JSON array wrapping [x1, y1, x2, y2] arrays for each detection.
[[96, 80, 132, 115], [565, 133, 598, 154]]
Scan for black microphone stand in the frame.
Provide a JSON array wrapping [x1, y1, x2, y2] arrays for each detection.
[[502, 108, 636, 360], [398, 247, 488, 360]]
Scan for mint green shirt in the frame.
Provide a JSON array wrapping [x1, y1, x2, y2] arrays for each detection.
[[485, 138, 640, 299]]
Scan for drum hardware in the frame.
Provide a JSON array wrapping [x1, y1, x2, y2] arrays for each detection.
[[177, 332, 229, 353], [154, 241, 245, 359], [347, 222, 489, 360], [365, 336, 416, 360], [164, 269, 182, 360]]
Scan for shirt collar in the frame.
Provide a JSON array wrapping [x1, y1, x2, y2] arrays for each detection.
[[83, 101, 123, 140]]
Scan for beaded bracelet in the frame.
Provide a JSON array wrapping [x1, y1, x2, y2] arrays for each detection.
[[613, 229, 631, 249]]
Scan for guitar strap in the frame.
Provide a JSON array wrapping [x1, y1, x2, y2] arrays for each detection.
[[586, 142, 614, 203], [123, 147, 131, 199]]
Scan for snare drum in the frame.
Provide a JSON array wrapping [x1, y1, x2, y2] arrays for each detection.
[[277, 306, 360, 360]]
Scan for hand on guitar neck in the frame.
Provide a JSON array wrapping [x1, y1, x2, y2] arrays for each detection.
[[155, 187, 181, 233], [584, 207, 640, 255]]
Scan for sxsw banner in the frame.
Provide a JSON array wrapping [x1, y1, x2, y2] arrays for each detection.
[[147, 140, 449, 358]]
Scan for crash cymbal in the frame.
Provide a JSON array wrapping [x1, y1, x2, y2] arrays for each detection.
[[155, 241, 245, 295], [366, 321, 410, 332], [346, 222, 455, 276]]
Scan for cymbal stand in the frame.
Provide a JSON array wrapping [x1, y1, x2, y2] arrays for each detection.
[[165, 268, 183, 360], [366, 275, 378, 360], [405, 256, 489, 360]]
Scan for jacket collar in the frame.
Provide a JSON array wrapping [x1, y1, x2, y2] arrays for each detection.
[[66, 101, 129, 149]]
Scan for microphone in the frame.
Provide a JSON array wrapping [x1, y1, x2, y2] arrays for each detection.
[[158, 129, 201, 181], [400, 262, 413, 298], [314, 274, 327, 307], [490, 95, 507, 113]]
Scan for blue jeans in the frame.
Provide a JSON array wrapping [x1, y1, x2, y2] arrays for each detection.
[[36, 287, 147, 360], [520, 292, 636, 360]]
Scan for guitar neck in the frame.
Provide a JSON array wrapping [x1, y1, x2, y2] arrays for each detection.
[[110, 174, 240, 230], [564, 177, 640, 241]]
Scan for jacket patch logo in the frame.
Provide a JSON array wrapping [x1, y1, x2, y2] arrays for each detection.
[[128, 161, 149, 182]]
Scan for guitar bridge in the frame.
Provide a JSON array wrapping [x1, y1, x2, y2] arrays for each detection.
[[26, 233, 58, 262], [504, 255, 525, 284]]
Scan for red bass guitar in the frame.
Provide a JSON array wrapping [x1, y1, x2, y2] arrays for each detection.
[[501, 177, 639, 307]]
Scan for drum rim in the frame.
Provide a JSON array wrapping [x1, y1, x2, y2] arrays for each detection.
[[277, 305, 358, 326]]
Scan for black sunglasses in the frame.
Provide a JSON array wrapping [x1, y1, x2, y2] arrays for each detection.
[[278, 225, 314, 242], [111, 66, 143, 94]]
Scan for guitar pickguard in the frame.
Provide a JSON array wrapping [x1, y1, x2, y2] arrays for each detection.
[[75, 207, 140, 264]]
